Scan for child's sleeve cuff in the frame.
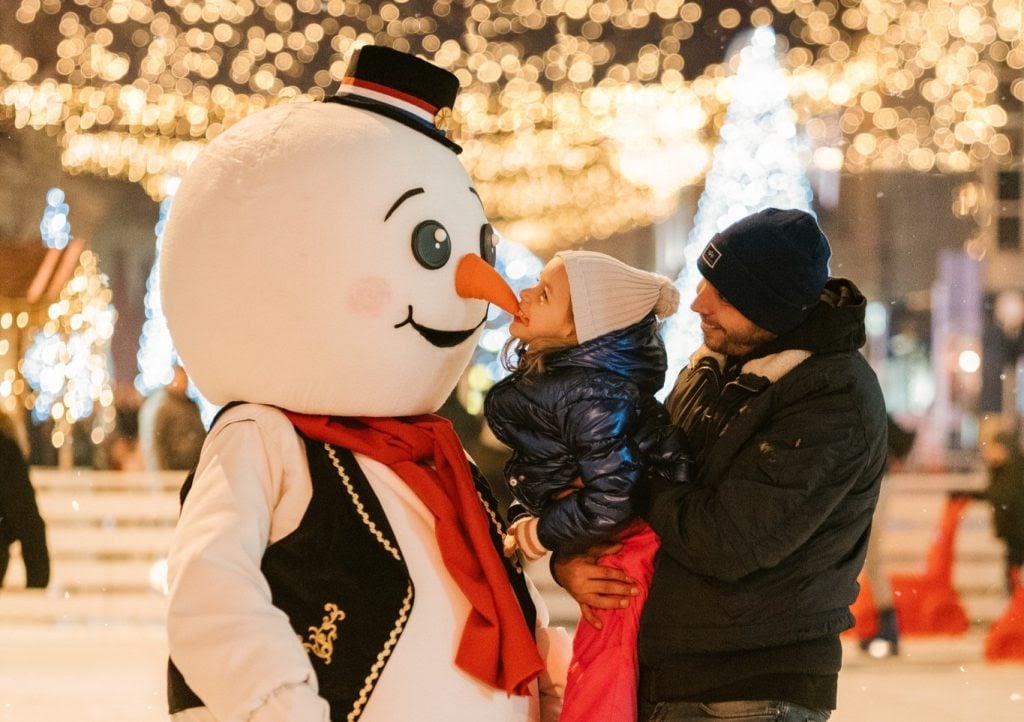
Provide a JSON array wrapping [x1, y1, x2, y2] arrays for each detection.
[[511, 516, 547, 561]]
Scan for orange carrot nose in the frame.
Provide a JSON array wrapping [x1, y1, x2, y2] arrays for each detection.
[[455, 254, 521, 318]]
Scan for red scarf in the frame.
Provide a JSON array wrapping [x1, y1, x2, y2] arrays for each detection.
[[282, 411, 544, 696]]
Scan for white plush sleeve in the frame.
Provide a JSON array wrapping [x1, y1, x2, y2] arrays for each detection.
[[169, 683, 328, 722], [166, 409, 329, 722], [524, 574, 571, 722]]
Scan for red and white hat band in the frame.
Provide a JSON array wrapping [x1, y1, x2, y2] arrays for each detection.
[[336, 77, 437, 128]]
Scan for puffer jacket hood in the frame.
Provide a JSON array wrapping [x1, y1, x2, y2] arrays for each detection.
[[544, 313, 668, 394], [749, 277, 867, 359]]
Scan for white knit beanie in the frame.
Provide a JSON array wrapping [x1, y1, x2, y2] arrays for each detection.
[[556, 250, 680, 344]]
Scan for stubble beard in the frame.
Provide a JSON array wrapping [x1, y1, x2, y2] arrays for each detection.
[[703, 325, 776, 357]]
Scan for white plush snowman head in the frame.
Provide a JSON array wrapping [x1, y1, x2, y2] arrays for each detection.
[[161, 47, 515, 417]]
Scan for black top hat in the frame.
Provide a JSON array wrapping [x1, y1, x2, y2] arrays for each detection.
[[325, 45, 462, 154]]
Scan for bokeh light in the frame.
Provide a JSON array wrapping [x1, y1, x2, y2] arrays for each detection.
[[0, 1, 1019, 252]]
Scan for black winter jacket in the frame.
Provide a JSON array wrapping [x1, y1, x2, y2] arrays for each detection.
[[639, 278, 887, 705], [484, 314, 691, 555], [0, 433, 50, 588]]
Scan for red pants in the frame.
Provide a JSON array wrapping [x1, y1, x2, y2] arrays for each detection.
[[560, 522, 659, 722]]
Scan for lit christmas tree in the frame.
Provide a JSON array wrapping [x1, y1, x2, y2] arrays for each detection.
[[661, 25, 816, 395], [136, 186, 219, 426], [462, 236, 544, 415], [135, 194, 177, 396], [23, 190, 117, 452]]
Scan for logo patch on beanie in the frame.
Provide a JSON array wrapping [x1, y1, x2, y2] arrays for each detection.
[[701, 242, 722, 268]]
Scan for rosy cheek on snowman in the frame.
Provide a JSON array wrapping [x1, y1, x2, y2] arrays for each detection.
[[346, 277, 392, 318]]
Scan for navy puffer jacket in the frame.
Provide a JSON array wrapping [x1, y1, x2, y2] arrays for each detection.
[[484, 314, 691, 555]]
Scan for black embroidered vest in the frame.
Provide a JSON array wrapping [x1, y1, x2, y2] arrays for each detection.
[[168, 427, 536, 721]]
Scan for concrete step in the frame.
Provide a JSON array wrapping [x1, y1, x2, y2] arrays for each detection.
[[0, 589, 168, 625], [6, 468, 1012, 629], [37, 490, 181, 522], [30, 468, 186, 493]]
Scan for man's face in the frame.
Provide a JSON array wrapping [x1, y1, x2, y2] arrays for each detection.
[[691, 279, 776, 356]]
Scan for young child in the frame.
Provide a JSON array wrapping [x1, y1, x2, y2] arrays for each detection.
[[484, 250, 692, 722]]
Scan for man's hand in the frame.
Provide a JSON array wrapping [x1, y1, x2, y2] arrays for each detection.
[[551, 543, 638, 629]]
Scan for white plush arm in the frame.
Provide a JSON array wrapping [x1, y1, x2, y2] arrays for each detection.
[[166, 406, 329, 721], [523, 572, 571, 722], [170, 683, 329, 722]]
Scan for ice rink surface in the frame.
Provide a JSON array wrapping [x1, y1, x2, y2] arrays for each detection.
[[1, 623, 1021, 721]]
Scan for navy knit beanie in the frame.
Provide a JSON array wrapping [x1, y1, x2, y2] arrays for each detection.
[[696, 208, 832, 335]]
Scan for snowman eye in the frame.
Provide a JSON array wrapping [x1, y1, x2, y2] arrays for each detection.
[[411, 221, 452, 269], [479, 224, 496, 266]]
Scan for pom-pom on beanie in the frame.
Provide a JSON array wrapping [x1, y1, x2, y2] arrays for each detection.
[[697, 208, 832, 335], [555, 250, 679, 344]]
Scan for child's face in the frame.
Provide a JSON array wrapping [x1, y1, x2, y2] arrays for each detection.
[[509, 257, 576, 348]]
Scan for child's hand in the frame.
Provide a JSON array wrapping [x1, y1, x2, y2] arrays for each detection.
[[502, 533, 518, 558], [554, 476, 584, 500]]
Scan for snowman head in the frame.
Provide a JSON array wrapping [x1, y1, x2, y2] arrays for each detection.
[[161, 47, 515, 417]]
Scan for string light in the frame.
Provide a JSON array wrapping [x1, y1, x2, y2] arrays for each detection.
[[1, 1, 1021, 251], [39, 187, 72, 249]]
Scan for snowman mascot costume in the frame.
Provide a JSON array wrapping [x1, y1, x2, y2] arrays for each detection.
[[161, 46, 569, 722]]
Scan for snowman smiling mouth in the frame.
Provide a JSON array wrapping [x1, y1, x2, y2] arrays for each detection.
[[394, 305, 485, 348]]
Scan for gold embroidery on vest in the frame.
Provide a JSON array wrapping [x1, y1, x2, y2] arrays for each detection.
[[325, 443, 402, 561], [477, 489, 523, 574], [348, 582, 414, 722], [301, 603, 347, 664]]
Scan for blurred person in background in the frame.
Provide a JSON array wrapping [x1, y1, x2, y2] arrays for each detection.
[[858, 414, 917, 657], [0, 410, 50, 588], [982, 424, 1024, 596], [95, 404, 146, 471], [138, 365, 206, 471]]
